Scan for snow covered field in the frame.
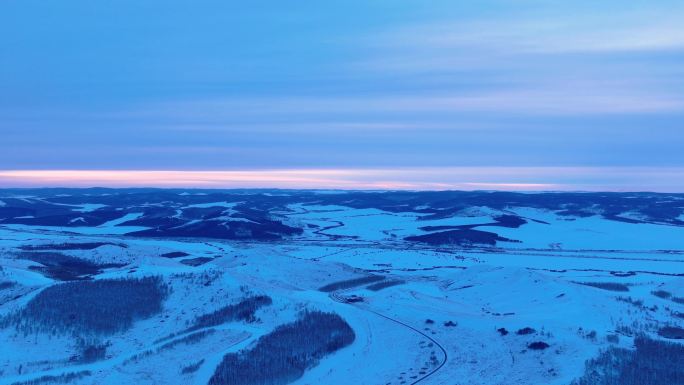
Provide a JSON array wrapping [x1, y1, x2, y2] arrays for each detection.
[[0, 189, 682, 384]]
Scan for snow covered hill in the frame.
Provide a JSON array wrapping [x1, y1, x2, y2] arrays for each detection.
[[0, 189, 682, 384]]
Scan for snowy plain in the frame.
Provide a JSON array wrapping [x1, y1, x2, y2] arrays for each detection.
[[0, 190, 682, 385]]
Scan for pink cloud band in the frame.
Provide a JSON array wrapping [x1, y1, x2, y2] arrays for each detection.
[[0, 168, 682, 192]]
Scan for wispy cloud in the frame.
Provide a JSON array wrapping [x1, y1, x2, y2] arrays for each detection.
[[345, 5, 684, 118], [123, 88, 684, 122], [382, 18, 684, 56]]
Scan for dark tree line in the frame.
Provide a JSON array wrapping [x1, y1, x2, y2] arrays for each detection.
[[319, 275, 384, 292], [366, 279, 405, 291], [577, 282, 630, 292], [208, 311, 355, 385], [10, 370, 91, 385]]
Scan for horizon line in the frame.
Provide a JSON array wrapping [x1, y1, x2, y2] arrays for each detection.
[[0, 168, 683, 193]]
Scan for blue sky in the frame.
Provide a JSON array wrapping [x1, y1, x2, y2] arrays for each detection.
[[1, 1, 683, 190]]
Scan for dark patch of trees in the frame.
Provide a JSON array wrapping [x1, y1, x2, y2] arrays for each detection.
[[159, 329, 216, 351], [125, 329, 216, 365], [419, 214, 527, 232], [188, 296, 272, 333], [319, 275, 384, 292], [366, 279, 405, 291], [497, 328, 509, 336], [208, 311, 355, 385], [74, 339, 110, 363], [652, 290, 672, 299], [651, 290, 684, 305], [180, 257, 214, 266], [577, 282, 630, 292], [10, 371, 91, 385], [181, 359, 205, 374], [571, 336, 684, 385], [658, 326, 684, 339], [0, 281, 15, 290], [3, 276, 169, 335], [15, 252, 125, 281], [405, 229, 519, 246], [160, 251, 190, 259], [616, 296, 646, 309]]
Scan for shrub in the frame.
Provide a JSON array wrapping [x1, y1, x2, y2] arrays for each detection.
[[497, 328, 509, 336], [516, 327, 536, 335], [571, 336, 684, 385], [3, 276, 169, 335], [606, 334, 620, 344], [585, 330, 597, 340], [617, 296, 644, 308], [208, 311, 355, 385], [527, 341, 550, 350]]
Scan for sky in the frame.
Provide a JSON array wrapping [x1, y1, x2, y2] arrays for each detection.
[[1, 1, 683, 190]]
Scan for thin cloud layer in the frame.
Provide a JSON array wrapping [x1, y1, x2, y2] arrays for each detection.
[[0, 0, 682, 188]]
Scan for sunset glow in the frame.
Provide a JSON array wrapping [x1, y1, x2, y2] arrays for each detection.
[[1, 167, 682, 191]]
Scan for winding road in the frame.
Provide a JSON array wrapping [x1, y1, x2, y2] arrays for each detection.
[[329, 290, 448, 385]]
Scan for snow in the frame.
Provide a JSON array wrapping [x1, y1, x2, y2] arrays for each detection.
[[1, 200, 683, 385], [285, 203, 498, 241], [498, 207, 684, 251], [72, 203, 108, 212]]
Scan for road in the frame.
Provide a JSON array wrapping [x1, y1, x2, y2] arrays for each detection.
[[329, 290, 448, 385]]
